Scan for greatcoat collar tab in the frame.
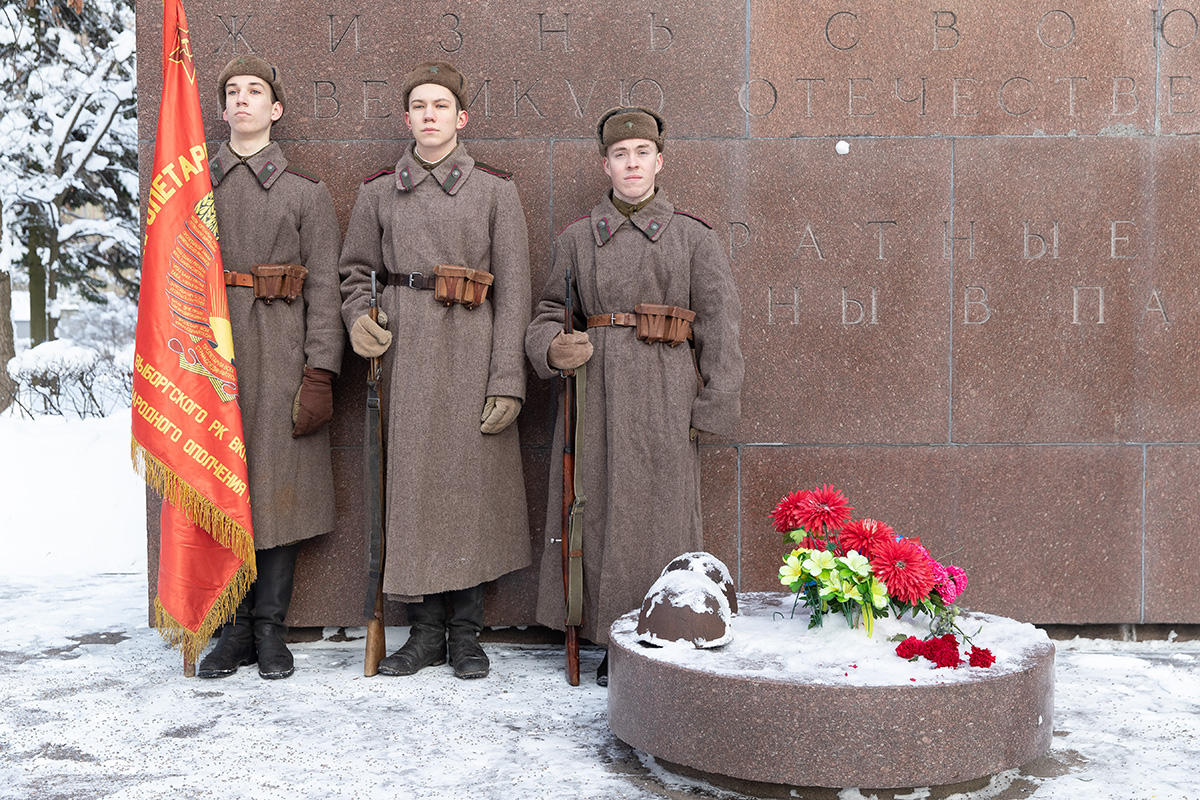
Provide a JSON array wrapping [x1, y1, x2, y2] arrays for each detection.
[[213, 141, 287, 190], [395, 145, 473, 196], [591, 191, 674, 246]]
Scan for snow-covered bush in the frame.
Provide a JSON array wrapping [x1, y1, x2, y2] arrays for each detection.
[[4, 291, 135, 417]]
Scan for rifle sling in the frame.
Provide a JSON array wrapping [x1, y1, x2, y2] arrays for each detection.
[[363, 378, 385, 619], [565, 363, 586, 628]]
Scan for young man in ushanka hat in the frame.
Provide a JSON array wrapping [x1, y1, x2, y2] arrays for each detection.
[[195, 55, 345, 680], [339, 62, 532, 680], [524, 107, 744, 685]]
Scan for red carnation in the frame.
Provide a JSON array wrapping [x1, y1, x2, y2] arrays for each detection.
[[969, 646, 995, 668], [839, 518, 894, 559], [895, 636, 923, 659], [796, 535, 828, 552], [870, 538, 936, 605], [771, 490, 812, 533], [795, 484, 853, 534], [925, 634, 962, 668]]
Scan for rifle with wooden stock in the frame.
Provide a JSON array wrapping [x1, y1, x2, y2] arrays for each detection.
[[561, 266, 584, 686], [363, 271, 387, 676]]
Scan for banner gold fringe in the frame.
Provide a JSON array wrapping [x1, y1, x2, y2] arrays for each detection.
[[153, 558, 256, 664], [134, 435, 257, 662], [131, 437, 256, 564]]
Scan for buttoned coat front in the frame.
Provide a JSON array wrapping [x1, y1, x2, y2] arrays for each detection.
[[211, 142, 344, 550], [525, 190, 744, 645], [340, 145, 532, 597]]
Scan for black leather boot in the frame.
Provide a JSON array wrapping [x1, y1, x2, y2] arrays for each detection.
[[253, 543, 299, 680], [378, 594, 447, 676], [197, 589, 256, 678], [447, 584, 489, 679], [596, 651, 609, 687]]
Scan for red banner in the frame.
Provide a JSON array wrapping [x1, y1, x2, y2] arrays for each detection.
[[131, 0, 254, 665]]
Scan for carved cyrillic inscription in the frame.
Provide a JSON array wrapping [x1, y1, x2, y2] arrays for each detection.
[[943, 221, 976, 259], [1144, 290, 1170, 323], [1110, 221, 1137, 259], [314, 81, 339, 119], [729, 222, 751, 260], [932, 11, 961, 50], [767, 287, 800, 325], [1024, 222, 1060, 260], [329, 15, 359, 53], [440, 13, 463, 53], [867, 221, 898, 260], [650, 13, 673, 51], [793, 225, 825, 259], [310, 80, 393, 119], [842, 287, 879, 325], [535, 12, 570, 52], [213, 15, 254, 55], [1072, 287, 1106, 324], [963, 287, 991, 325]]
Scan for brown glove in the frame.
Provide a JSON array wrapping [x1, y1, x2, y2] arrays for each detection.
[[292, 366, 335, 437], [350, 311, 390, 358], [547, 331, 593, 370], [480, 395, 522, 434]]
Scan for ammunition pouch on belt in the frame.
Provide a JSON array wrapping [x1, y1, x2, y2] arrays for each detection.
[[224, 264, 307, 304], [633, 303, 695, 346], [252, 264, 307, 304], [433, 264, 494, 309], [586, 304, 696, 346]]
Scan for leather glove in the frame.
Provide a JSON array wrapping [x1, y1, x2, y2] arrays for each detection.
[[547, 331, 593, 370], [480, 395, 522, 434], [292, 366, 335, 437], [350, 312, 391, 358], [690, 426, 700, 441]]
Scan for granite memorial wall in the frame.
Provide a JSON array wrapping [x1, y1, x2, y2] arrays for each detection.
[[138, 1, 1200, 629]]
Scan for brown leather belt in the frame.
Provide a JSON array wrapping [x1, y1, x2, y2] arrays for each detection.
[[586, 312, 638, 329], [380, 271, 437, 290], [224, 271, 254, 287]]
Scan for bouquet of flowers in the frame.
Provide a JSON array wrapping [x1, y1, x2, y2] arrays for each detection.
[[774, 484, 992, 667]]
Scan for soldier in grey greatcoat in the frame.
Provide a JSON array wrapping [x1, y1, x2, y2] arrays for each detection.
[[340, 62, 532, 680], [197, 55, 344, 680], [525, 107, 744, 685]]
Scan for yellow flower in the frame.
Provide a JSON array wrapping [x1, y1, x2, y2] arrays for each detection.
[[867, 577, 889, 609], [840, 550, 871, 577], [802, 550, 837, 576], [779, 554, 805, 587], [839, 579, 864, 604]]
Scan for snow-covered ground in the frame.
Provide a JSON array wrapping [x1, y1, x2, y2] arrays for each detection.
[[1, 410, 1198, 800]]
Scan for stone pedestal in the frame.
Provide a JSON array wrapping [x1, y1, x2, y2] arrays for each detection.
[[607, 593, 1055, 790]]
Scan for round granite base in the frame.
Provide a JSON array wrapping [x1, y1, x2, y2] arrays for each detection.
[[608, 593, 1055, 790]]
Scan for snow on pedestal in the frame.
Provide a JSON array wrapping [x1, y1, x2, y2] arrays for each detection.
[[608, 592, 1056, 790]]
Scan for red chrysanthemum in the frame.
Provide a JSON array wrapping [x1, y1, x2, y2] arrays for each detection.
[[895, 636, 923, 660], [870, 537, 936, 605], [968, 646, 995, 668], [771, 490, 812, 533], [839, 518, 894, 559], [794, 484, 853, 534]]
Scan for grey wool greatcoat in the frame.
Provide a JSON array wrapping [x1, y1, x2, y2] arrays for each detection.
[[525, 190, 744, 645], [210, 142, 345, 550], [339, 144, 532, 597]]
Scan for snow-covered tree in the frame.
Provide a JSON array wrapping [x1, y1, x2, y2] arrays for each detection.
[[1, 0, 137, 350]]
